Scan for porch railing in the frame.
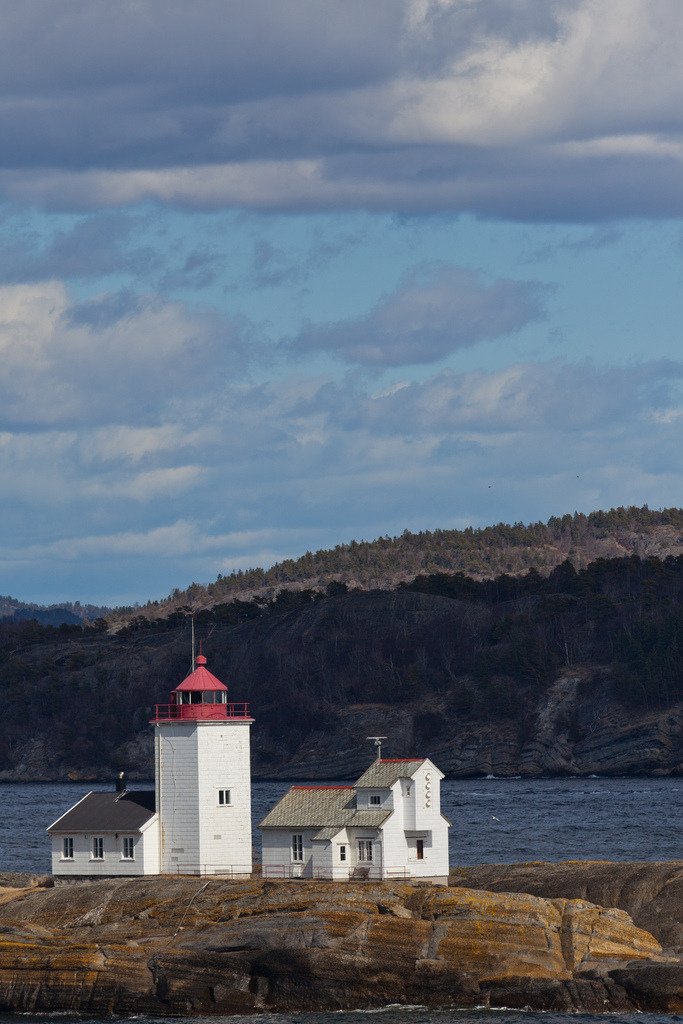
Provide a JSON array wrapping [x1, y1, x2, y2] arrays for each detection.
[[261, 864, 411, 881]]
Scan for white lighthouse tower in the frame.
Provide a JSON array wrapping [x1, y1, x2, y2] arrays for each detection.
[[151, 653, 254, 876]]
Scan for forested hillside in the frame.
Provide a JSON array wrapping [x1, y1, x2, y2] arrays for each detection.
[[0, 597, 109, 627], [0, 554, 680, 781], [121, 506, 683, 624]]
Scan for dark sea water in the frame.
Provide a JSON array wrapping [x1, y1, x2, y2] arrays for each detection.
[[1, 777, 680, 874], [0, 1008, 680, 1024]]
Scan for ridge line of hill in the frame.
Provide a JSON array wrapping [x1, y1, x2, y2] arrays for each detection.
[[116, 504, 683, 625]]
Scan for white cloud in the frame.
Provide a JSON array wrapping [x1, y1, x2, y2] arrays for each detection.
[[79, 424, 214, 464], [83, 465, 203, 501], [0, 281, 256, 429]]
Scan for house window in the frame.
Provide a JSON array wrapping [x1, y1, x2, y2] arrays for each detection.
[[416, 839, 424, 860], [339, 844, 347, 862], [369, 794, 381, 806], [122, 837, 135, 860], [291, 834, 304, 862], [62, 837, 74, 860], [218, 789, 231, 805], [358, 840, 373, 862], [92, 837, 104, 860]]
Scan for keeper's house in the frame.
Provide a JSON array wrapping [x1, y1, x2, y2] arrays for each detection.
[[260, 757, 449, 884]]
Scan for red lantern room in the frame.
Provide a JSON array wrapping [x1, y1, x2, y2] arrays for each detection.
[[151, 654, 251, 723]]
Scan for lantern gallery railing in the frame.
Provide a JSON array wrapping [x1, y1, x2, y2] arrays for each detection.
[[151, 702, 251, 722]]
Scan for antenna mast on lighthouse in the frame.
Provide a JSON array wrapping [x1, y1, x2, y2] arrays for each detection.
[[367, 735, 387, 760]]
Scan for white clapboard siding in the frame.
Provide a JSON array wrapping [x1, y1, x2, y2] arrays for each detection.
[[51, 818, 160, 877], [155, 719, 252, 875]]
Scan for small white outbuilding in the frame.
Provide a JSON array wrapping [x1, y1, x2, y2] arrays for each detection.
[[260, 757, 450, 883], [47, 787, 160, 877]]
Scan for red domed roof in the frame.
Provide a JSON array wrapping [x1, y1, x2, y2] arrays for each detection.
[[174, 654, 228, 692]]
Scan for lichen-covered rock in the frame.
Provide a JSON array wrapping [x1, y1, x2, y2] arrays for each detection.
[[450, 860, 683, 951], [0, 870, 677, 1016]]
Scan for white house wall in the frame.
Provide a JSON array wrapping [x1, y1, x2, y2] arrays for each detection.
[[412, 761, 444, 831], [262, 828, 356, 880], [261, 828, 318, 878], [140, 815, 160, 875], [311, 840, 333, 878], [51, 831, 150, 878]]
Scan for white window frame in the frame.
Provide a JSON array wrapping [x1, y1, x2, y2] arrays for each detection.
[[339, 844, 347, 862], [369, 793, 382, 806], [358, 839, 373, 862], [92, 837, 104, 860], [218, 789, 231, 806], [62, 837, 74, 860], [291, 833, 304, 862], [122, 836, 135, 860]]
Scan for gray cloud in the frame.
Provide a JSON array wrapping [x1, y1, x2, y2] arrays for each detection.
[[0, 2, 682, 219], [247, 229, 363, 289], [0, 212, 158, 282], [290, 265, 548, 366], [67, 289, 145, 329], [346, 361, 683, 434]]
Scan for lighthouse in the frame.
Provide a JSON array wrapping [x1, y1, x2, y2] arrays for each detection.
[[151, 653, 254, 876]]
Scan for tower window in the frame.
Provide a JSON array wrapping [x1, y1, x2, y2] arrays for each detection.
[[416, 839, 424, 860], [92, 837, 104, 860], [218, 789, 231, 805], [291, 834, 304, 862], [122, 837, 135, 860], [62, 837, 74, 860]]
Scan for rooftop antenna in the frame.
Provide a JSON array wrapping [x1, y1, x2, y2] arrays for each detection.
[[367, 736, 387, 761]]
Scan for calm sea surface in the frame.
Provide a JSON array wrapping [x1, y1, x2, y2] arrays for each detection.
[[0, 777, 680, 874], [0, 1008, 680, 1024]]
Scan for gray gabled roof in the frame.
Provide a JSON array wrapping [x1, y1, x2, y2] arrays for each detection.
[[260, 786, 391, 831], [312, 826, 342, 841], [47, 790, 156, 833], [354, 758, 426, 788]]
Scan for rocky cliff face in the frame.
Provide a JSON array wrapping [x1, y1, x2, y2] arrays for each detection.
[[0, 865, 679, 1015], [1, 595, 681, 783]]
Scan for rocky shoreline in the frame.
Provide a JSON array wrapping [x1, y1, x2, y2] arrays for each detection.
[[0, 861, 680, 1016]]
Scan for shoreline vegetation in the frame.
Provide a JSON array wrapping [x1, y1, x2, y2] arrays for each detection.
[[0, 861, 679, 1016]]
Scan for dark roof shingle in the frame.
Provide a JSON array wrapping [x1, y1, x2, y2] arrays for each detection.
[[47, 790, 156, 833]]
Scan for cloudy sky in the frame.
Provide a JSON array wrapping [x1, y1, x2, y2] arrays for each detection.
[[2, 0, 682, 606]]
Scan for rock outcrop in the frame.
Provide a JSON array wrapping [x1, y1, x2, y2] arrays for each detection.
[[450, 860, 683, 952], [0, 867, 679, 1015]]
